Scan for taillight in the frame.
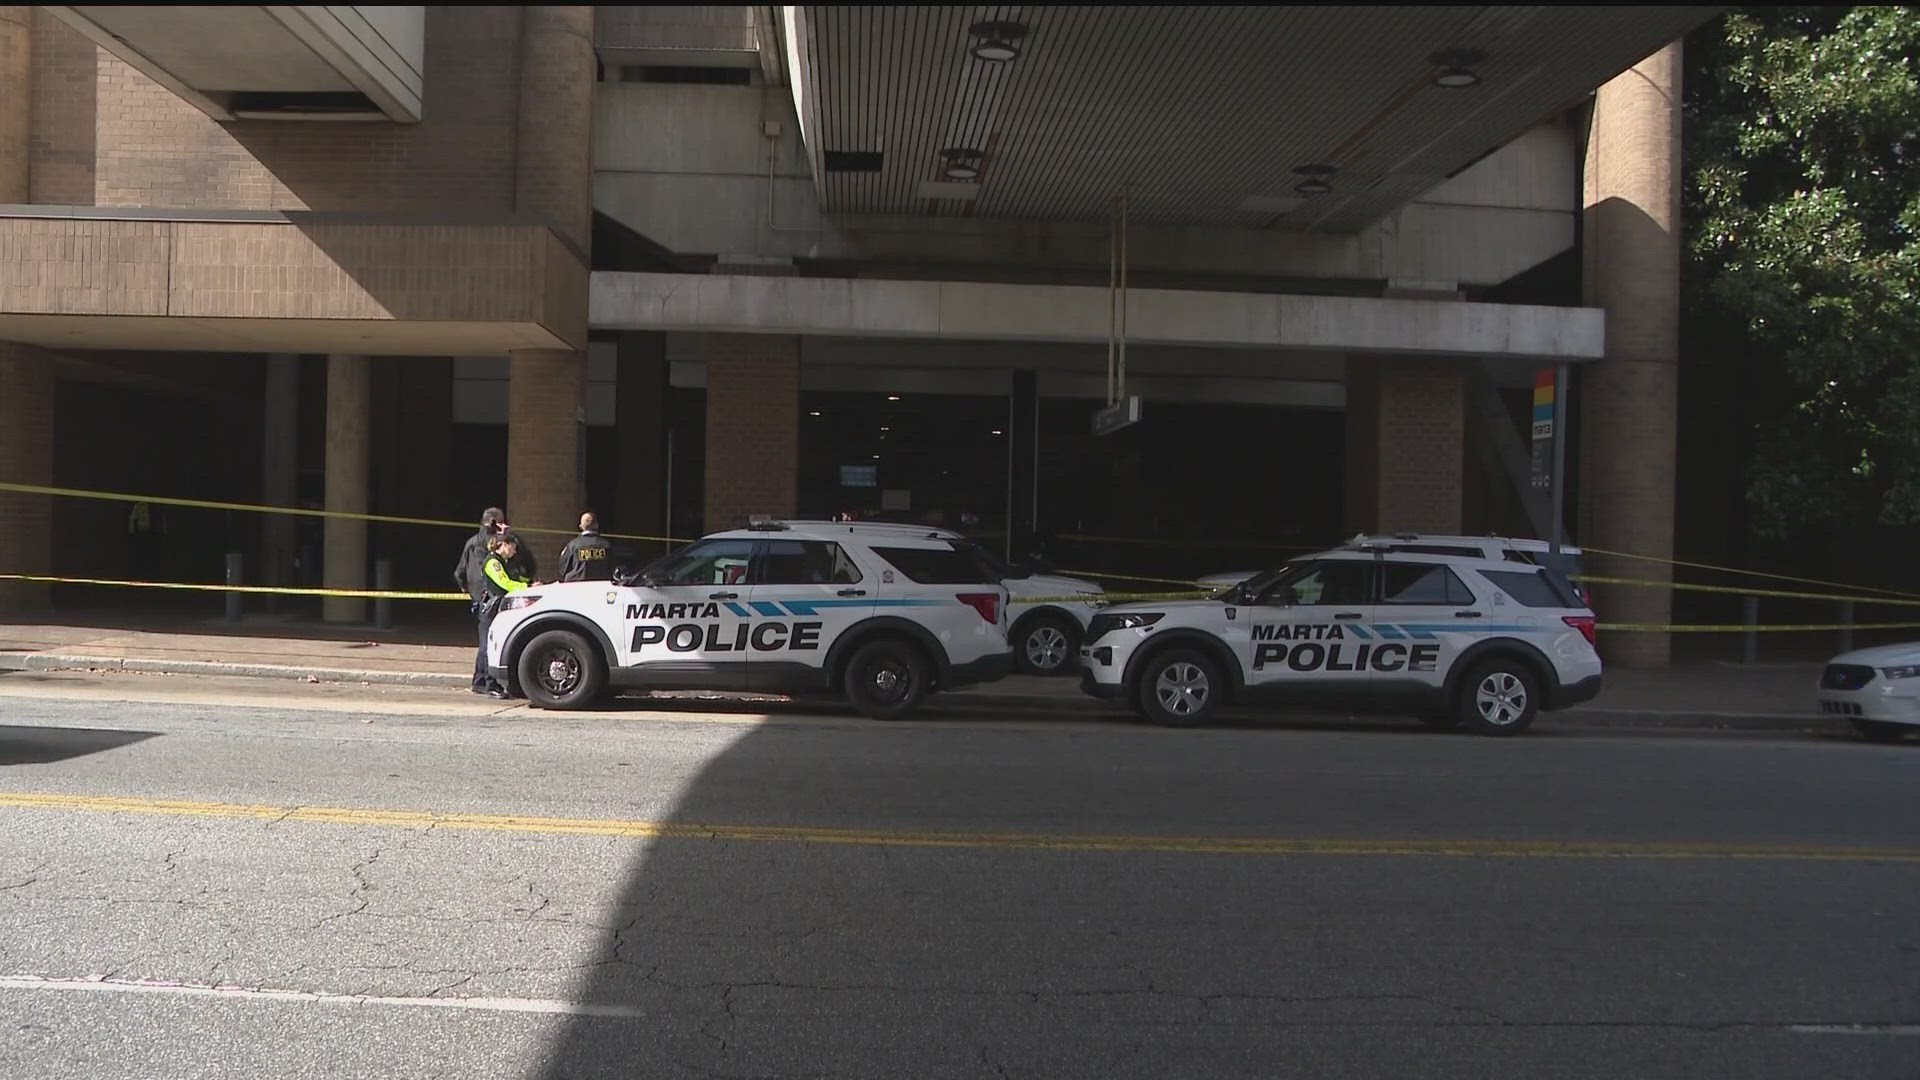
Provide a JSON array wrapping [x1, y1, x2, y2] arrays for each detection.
[[956, 592, 1001, 624], [1562, 615, 1597, 647]]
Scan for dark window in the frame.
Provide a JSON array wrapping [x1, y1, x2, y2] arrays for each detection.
[[645, 539, 756, 587], [1502, 550, 1538, 564], [624, 65, 753, 86], [758, 540, 861, 585], [824, 150, 884, 172], [1381, 563, 1476, 605], [1255, 560, 1372, 606], [1481, 569, 1577, 608], [872, 544, 994, 584]]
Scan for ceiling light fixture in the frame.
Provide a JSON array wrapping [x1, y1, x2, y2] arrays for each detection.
[[886, 394, 901, 401], [968, 20, 1026, 63], [940, 147, 984, 180], [1292, 163, 1336, 196], [1429, 49, 1487, 88]]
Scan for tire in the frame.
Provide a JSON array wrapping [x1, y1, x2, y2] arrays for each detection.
[[844, 638, 932, 721], [1135, 649, 1223, 728], [1013, 616, 1081, 676], [1854, 719, 1912, 743], [1417, 711, 1461, 731], [516, 628, 608, 710], [1457, 659, 1541, 737]]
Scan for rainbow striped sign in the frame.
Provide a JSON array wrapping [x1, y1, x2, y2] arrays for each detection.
[[1532, 369, 1556, 440]]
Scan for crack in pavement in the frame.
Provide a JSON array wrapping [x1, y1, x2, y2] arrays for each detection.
[[311, 846, 385, 930]]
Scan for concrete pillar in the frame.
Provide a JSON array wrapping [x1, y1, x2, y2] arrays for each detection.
[[703, 334, 799, 532], [260, 355, 299, 600], [1343, 357, 1466, 535], [1579, 41, 1681, 668], [0, 341, 53, 612], [507, 349, 584, 575], [0, 6, 27, 204], [514, 5, 594, 251], [614, 333, 670, 555], [322, 355, 370, 624]]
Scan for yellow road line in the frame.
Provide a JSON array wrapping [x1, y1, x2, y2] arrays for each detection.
[[2, 791, 1914, 862]]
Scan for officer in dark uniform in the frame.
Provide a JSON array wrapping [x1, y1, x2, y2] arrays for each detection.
[[559, 512, 613, 582], [454, 507, 515, 694]]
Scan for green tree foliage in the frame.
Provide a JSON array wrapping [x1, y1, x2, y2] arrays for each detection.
[[1686, 6, 1920, 536]]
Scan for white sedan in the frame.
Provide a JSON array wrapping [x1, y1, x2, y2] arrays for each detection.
[[1817, 644, 1920, 742]]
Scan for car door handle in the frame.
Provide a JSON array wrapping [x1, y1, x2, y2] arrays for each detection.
[[1333, 612, 1363, 620], [1454, 610, 1483, 619], [709, 591, 738, 600], [837, 589, 867, 597]]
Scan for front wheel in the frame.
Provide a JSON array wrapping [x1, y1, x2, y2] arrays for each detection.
[[516, 629, 608, 710], [1458, 659, 1541, 736], [1135, 650, 1223, 728], [844, 639, 931, 721], [1854, 719, 1912, 743], [1013, 616, 1081, 676]]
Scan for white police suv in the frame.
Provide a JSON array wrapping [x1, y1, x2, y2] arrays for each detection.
[[1079, 545, 1602, 735], [486, 522, 1012, 718], [782, 522, 1104, 676]]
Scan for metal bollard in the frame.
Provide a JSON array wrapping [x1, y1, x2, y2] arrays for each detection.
[[224, 553, 244, 623], [1839, 599, 1855, 655], [1741, 596, 1759, 665], [374, 559, 393, 631]]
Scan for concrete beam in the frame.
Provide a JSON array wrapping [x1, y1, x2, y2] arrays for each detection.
[[591, 272, 1605, 361]]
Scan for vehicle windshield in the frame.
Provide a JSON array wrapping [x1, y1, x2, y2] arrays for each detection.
[[1214, 564, 1298, 599]]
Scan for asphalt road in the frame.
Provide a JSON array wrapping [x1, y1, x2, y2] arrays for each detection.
[[0, 671, 1916, 1079]]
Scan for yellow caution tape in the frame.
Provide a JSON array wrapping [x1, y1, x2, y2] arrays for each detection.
[[1058, 569, 1210, 587], [0, 574, 466, 601], [1576, 574, 1920, 608], [1581, 545, 1920, 601], [0, 481, 688, 545], [1060, 533, 1318, 550]]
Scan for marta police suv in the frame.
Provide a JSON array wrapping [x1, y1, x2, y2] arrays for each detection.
[[1078, 541, 1602, 735], [485, 521, 1012, 718]]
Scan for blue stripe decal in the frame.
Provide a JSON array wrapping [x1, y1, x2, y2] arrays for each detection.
[[1372, 624, 1406, 640], [1346, 625, 1372, 640], [750, 601, 786, 617], [724, 602, 752, 617], [771, 598, 946, 616], [1395, 624, 1532, 635]]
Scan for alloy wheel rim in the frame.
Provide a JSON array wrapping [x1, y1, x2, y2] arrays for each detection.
[[1155, 662, 1209, 715], [871, 662, 909, 703], [1026, 626, 1070, 670], [1474, 672, 1527, 725], [539, 648, 582, 695]]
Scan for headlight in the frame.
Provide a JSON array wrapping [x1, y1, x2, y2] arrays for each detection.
[[500, 594, 542, 611], [1085, 612, 1164, 640], [1880, 665, 1920, 679]]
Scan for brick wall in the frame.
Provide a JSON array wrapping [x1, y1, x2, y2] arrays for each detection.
[[28, 7, 521, 213], [505, 349, 584, 575], [1345, 357, 1466, 535], [703, 334, 800, 532]]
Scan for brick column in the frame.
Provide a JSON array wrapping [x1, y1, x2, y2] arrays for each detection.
[[703, 334, 799, 532], [1344, 357, 1466, 535], [1579, 41, 1681, 668], [507, 349, 583, 575], [322, 355, 370, 624], [0, 341, 53, 612], [614, 333, 670, 554], [0, 6, 26, 204], [514, 5, 594, 251]]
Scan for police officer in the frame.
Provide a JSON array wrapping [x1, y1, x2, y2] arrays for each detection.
[[558, 512, 612, 582], [454, 507, 513, 694]]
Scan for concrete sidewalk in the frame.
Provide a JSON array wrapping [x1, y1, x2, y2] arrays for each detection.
[[0, 616, 1845, 728]]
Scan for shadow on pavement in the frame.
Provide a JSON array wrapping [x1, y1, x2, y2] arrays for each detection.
[[0, 725, 160, 766]]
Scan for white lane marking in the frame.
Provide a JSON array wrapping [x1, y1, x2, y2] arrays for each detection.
[[1787, 1024, 1920, 1036], [0, 974, 650, 1019]]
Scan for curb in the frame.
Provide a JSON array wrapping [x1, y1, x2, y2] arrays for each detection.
[[0, 651, 1845, 734], [0, 653, 469, 688]]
